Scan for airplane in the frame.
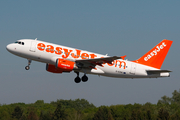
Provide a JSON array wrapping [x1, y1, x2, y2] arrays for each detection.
[[6, 39, 173, 83]]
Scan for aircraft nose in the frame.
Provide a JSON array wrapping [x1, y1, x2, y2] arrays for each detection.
[[6, 44, 10, 51], [6, 44, 14, 52]]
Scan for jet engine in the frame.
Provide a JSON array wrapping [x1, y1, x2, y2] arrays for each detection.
[[46, 64, 63, 73], [46, 58, 78, 73]]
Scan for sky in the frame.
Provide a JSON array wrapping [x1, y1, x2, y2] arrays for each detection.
[[0, 0, 180, 107]]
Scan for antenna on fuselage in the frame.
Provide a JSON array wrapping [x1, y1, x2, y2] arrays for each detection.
[[35, 38, 37, 41]]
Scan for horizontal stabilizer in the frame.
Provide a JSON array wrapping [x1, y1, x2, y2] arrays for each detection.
[[146, 70, 172, 74]]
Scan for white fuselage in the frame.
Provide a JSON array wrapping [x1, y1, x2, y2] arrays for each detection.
[[6, 39, 170, 79]]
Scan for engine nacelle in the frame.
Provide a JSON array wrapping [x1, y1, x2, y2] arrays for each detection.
[[56, 58, 75, 72], [46, 64, 63, 73], [46, 59, 77, 73]]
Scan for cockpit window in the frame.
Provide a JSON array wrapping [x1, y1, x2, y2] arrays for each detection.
[[15, 41, 25, 45]]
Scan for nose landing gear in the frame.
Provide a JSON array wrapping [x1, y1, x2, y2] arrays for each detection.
[[74, 72, 88, 83], [25, 59, 31, 70]]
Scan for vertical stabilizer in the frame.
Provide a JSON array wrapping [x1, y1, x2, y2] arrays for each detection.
[[133, 40, 173, 69]]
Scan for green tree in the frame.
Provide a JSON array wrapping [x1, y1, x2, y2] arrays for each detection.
[[130, 110, 137, 120], [35, 100, 44, 104], [27, 111, 38, 120], [20, 114, 27, 120], [93, 106, 113, 120], [11, 106, 23, 119], [157, 95, 171, 106], [53, 103, 67, 120], [136, 110, 144, 120], [0, 110, 11, 120], [157, 108, 169, 120], [54, 99, 95, 111], [39, 111, 52, 120], [170, 110, 180, 120], [158, 89, 180, 106], [146, 110, 152, 120], [171, 90, 180, 104]]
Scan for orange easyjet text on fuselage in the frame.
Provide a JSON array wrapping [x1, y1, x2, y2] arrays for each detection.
[[37, 43, 126, 69]]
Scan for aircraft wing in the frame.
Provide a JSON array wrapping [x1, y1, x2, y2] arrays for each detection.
[[75, 55, 126, 68]]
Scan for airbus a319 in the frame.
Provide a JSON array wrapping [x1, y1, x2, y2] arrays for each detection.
[[6, 39, 173, 83]]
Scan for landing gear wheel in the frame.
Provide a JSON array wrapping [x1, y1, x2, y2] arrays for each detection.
[[25, 66, 30, 70], [25, 59, 32, 70], [82, 75, 88, 82], [74, 77, 81, 83]]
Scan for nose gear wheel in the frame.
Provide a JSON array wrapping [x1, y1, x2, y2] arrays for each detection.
[[25, 59, 31, 70]]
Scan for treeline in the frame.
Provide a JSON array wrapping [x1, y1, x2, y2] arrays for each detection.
[[0, 89, 180, 120]]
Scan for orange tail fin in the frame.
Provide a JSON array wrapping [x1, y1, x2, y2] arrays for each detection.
[[133, 39, 173, 69]]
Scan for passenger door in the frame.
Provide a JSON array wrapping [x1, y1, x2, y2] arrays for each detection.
[[29, 41, 37, 52]]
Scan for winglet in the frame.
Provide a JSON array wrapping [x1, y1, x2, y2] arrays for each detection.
[[133, 39, 173, 69], [120, 55, 126, 60]]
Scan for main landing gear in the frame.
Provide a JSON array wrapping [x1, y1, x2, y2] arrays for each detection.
[[25, 59, 31, 70], [74, 72, 88, 83]]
